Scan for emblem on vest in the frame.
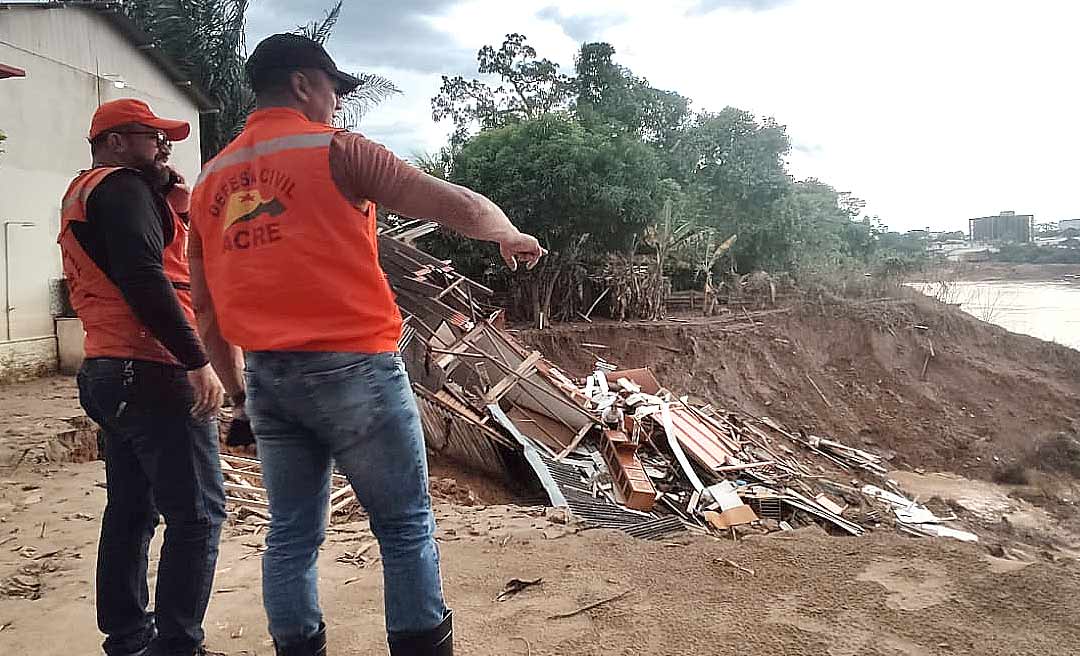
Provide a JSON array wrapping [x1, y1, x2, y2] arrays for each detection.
[[222, 189, 286, 251]]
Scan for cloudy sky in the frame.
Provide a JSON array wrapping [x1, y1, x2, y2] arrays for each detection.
[[246, 0, 1080, 232]]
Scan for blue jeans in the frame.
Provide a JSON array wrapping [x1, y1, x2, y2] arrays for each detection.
[[77, 358, 226, 656], [244, 351, 447, 646]]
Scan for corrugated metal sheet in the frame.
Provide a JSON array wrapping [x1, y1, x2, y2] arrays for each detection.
[[488, 405, 568, 508], [538, 452, 685, 540]]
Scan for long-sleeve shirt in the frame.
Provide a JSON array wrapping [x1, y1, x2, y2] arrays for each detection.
[[72, 169, 208, 369], [188, 130, 506, 260], [326, 132, 510, 243]]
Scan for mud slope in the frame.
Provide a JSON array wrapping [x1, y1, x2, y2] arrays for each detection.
[[521, 293, 1080, 479]]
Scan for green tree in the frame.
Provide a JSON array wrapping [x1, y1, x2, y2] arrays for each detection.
[[574, 43, 690, 147], [426, 32, 902, 316], [781, 179, 875, 271], [448, 114, 662, 322], [669, 108, 792, 271], [431, 33, 575, 146], [411, 149, 453, 180], [119, 0, 251, 161]]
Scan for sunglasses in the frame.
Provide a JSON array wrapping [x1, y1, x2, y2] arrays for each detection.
[[110, 129, 169, 147]]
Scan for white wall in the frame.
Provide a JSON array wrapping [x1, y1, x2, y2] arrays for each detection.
[[0, 5, 203, 376]]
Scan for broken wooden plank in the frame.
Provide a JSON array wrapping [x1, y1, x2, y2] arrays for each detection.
[[226, 495, 270, 509], [555, 424, 594, 461], [483, 351, 543, 404]]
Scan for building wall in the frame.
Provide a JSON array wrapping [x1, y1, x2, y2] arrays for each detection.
[[969, 214, 1034, 243], [0, 336, 57, 383], [0, 5, 202, 379]]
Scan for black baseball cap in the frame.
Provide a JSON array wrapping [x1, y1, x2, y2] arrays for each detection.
[[245, 33, 361, 95]]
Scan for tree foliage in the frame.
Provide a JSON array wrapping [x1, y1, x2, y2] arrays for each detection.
[[431, 34, 575, 146], [427, 33, 923, 320], [993, 243, 1080, 264], [118, 0, 252, 161], [574, 43, 690, 146], [452, 114, 661, 252], [672, 109, 793, 271], [781, 179, 872, 270], [440, 114, 662, 322]]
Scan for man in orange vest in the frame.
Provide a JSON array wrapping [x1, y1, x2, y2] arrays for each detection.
[[188, 34, 544, 656], [59, 99, 228, 656]]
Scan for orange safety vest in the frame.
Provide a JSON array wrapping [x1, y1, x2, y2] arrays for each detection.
[[189, 107, 401, 353], [58, 166, 196, 365]]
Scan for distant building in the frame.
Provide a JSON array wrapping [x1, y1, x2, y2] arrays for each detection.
[[968, 211, 1034, 243], [1060, 218, 1080, 233]]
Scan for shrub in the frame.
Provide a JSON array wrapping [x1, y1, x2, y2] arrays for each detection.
[[1032, 433, 1080, 478]]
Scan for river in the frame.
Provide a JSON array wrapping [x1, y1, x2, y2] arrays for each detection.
[[911, 280, 1080, 350]]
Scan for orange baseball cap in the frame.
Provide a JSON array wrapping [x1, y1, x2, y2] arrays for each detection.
[[89, 98, 190, 142]]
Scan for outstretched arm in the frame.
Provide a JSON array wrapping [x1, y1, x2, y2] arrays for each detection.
[[329, 132, 546, 270]]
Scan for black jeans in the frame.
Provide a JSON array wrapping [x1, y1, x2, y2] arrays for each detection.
[[77, 358, 226, 656]]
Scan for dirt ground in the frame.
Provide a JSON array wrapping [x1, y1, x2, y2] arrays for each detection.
[[521, 292, 1080, 483], [4, 291, 1080, 654], [2, 458, 1080, 656]]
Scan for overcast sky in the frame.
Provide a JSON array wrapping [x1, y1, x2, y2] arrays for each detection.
[[246, 0, 1080, 233]]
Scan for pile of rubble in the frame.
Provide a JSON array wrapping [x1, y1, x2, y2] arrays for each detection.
[[223, 220, 978, 545]]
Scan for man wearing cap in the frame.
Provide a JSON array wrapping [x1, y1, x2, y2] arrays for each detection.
[[59, 99, 227, 656], [188, 34, 545, 656]]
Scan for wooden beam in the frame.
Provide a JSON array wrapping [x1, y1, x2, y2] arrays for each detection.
[[435, 275, 467, 300], [483, 351, 542, 404], [555, 423, 593, 461], [226, 495, 270, 509]]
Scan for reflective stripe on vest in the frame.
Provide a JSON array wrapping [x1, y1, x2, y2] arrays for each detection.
[[189, 107, 402, 353], [194, 132, 334, 186], [60, 166, 119, 223]]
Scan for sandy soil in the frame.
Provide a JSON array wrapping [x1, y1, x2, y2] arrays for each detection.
[[2, 460, 1080, 656], [0, 376, 92, 469], [521, 294, 1080, 481], [4, 290, 1080, 654]]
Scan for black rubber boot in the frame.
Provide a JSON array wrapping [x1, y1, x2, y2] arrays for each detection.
[[387, 611, 453, 656], [274, 623, 327, 656]]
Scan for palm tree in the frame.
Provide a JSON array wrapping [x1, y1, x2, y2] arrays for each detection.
[[411, 150, 452, 180], [117, 0, 399, 160], [118, 0, 251, 161], [296, 1, 400, 131]]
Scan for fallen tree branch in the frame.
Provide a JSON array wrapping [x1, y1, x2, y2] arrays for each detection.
[[547, 590, 631, 620], [806, 374, 832, 408]]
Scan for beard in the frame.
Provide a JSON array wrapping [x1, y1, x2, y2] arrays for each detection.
[[135, 149, 172, 189]]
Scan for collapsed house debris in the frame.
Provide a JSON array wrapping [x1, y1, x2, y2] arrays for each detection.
[[218, 221, 979, 545], [220, 453, 361, 520]]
